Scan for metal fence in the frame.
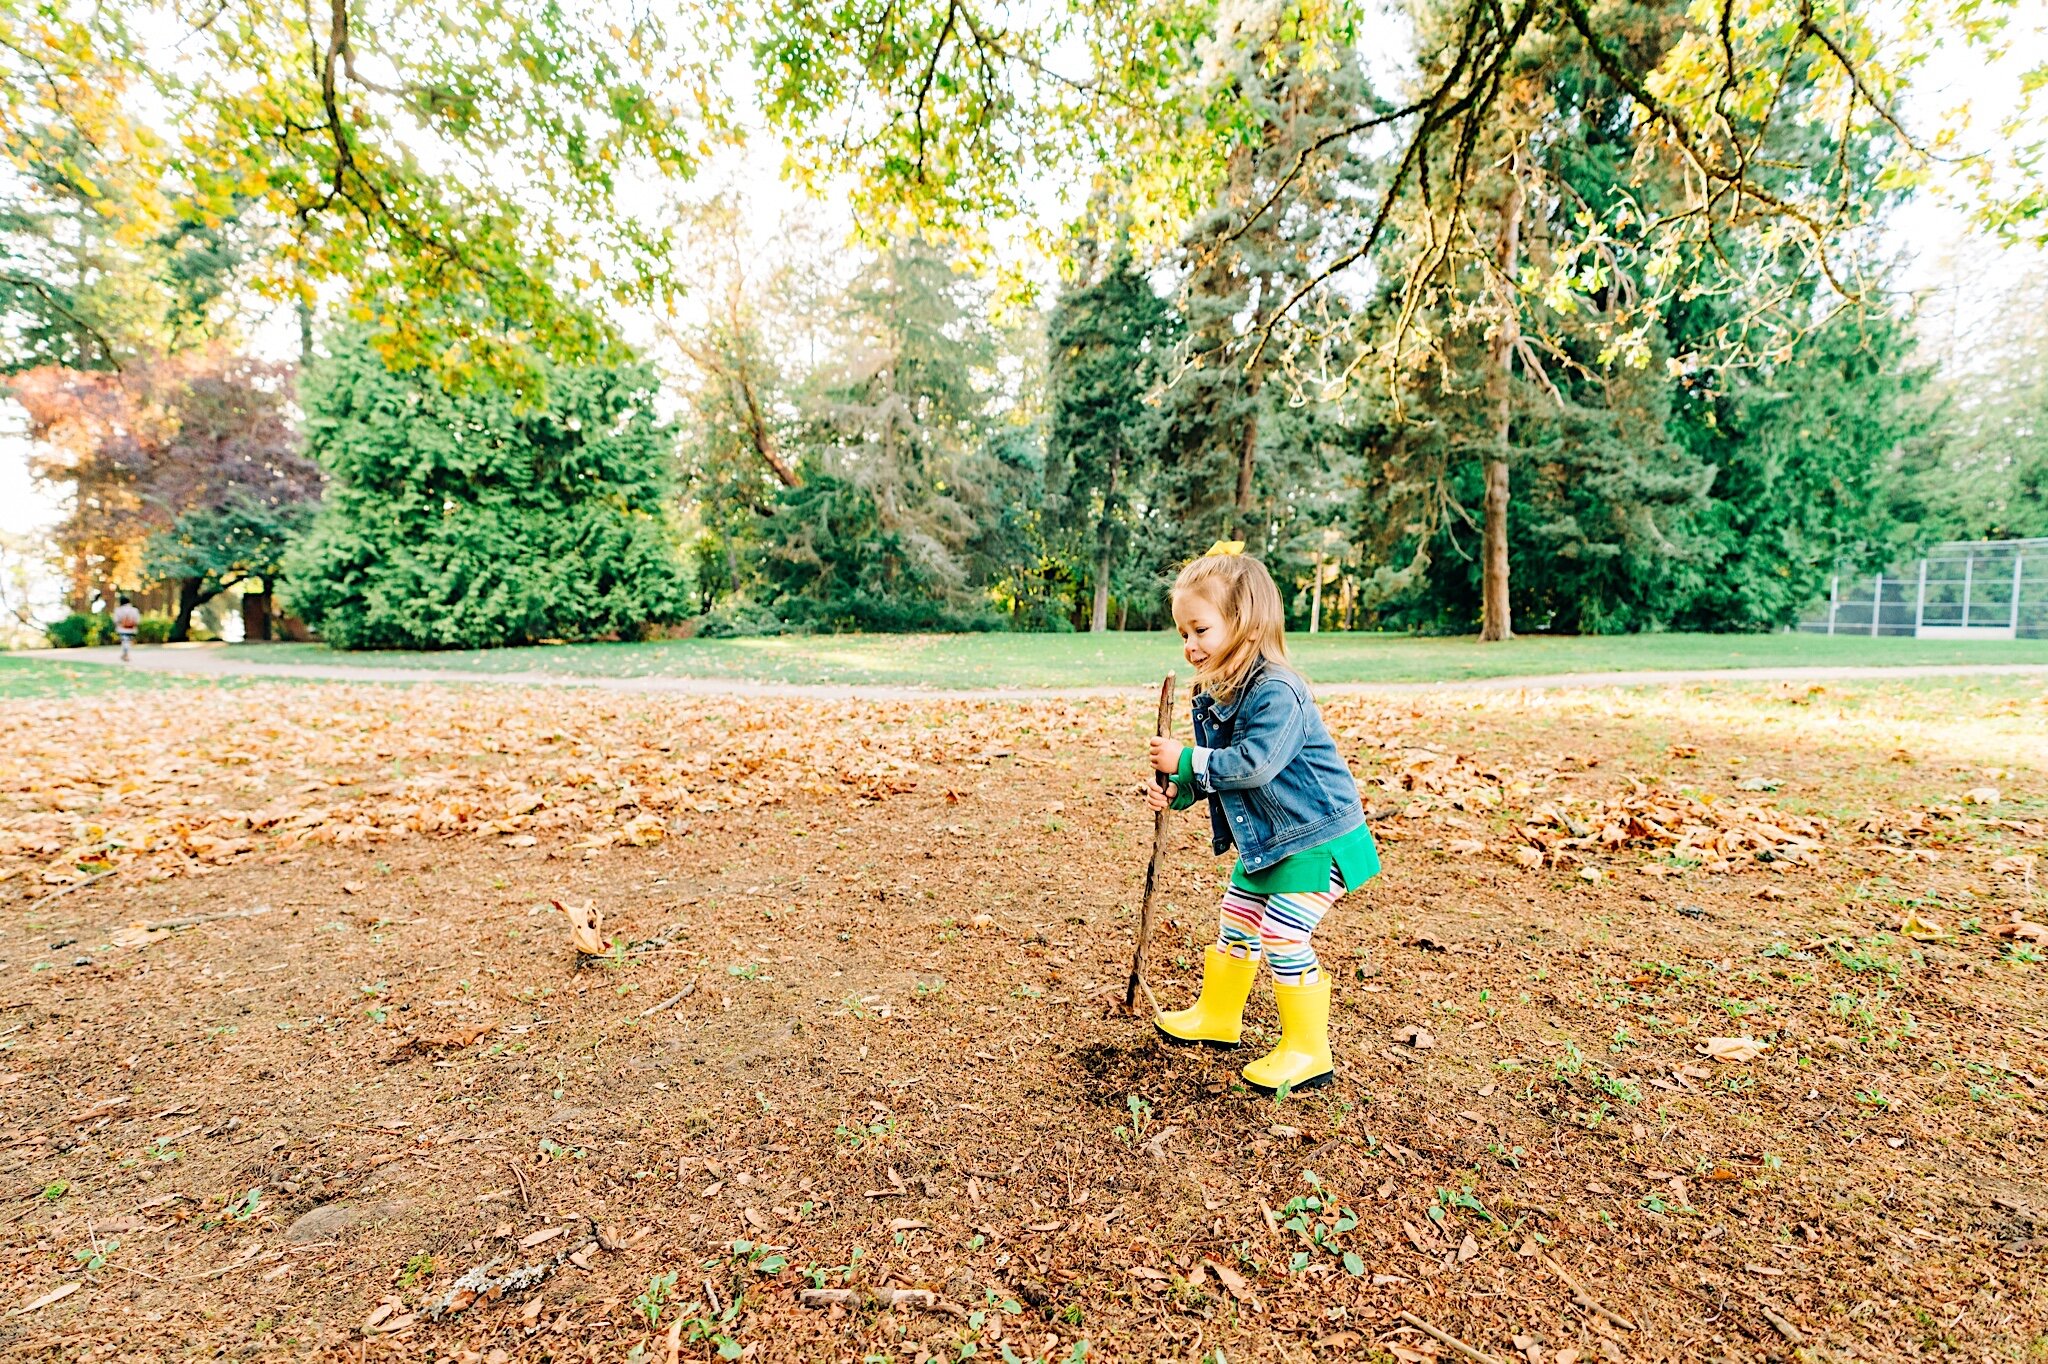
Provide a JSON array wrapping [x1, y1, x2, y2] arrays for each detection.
[[1800, 538, 2048, 639]]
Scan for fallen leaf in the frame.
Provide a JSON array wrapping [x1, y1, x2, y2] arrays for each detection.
[[1998, 917, 2048, 943], [1446, 838, 1486, 856], [1579, 865, 1603, 883], [1898, 909, 1947, 941], [888, 1218, 929, 1232], [519, 1225, 567, 1249], [621, 814, 666, 847], [1962, 786, 2000, 805], [1511, 846, 1545, 869], [552, 900, 606, 955], [1699, 1037, 1769, 1063], [1393, 1024, 1436, 1050], [1203, 1258, 1252, 1302], [17, 1282, 79, 1313], [342, 881, 366, 895]]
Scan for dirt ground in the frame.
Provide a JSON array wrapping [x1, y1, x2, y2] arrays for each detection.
[[0, 678, 2044, 1363]]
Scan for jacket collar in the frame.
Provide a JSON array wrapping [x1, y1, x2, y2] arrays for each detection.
[[1193, 660, 1266, 722]]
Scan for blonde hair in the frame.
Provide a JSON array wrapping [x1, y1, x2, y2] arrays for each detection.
[[1172, 552, 1291, 702]]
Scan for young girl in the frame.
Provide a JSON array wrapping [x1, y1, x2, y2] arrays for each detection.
[[1144, 545, 1378, 1092]]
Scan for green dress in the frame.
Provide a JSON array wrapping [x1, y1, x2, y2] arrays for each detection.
[[1173, 747, 1381, 894]]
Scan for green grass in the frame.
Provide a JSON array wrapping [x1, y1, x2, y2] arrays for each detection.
[[122, 630, 2048, 689], [0, 656, 212, 700]]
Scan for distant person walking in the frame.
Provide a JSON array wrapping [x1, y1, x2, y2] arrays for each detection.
[[113, 595, 141, 663]]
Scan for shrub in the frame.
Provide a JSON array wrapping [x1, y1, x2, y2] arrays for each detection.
[[45, 613, 111, 648], [696, 601, 808, 638], [282, 327, 689, 649], [135, 613, 173, 645]]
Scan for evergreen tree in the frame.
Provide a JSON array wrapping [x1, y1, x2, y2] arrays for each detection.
[[1152, 7, 1381, 559], [1670, 309, 1943, 630], [282, 328, 688, 648], [1909, 261, 2048, 542], [786, 238, 1003, 618], [1045, 246, 1171, 631]]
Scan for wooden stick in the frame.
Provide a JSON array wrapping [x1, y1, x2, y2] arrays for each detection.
[[1539, 1252, 1637, 1331], [143, 904, 276, 932], [1396, 1311, 1508, 1364], [1125, 673, 1177, 1012], [637, 978, 698, 1018], [21, 870, 117, 915]]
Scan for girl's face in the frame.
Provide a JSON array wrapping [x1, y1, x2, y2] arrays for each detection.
[[1172, 590, 1228, 670]]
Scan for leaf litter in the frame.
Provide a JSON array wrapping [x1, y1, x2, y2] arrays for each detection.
[[0, 678, 2043, 1361]]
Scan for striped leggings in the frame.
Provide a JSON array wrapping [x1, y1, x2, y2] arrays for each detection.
[[1217, 865, 1347, 986]]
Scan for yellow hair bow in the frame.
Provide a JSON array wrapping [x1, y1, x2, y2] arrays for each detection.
[[1205, 539, 1246, 557]]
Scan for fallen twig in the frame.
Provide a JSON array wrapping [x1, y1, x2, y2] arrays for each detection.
[[191, 1247, 273, 1281], [1396, 1311, 1508, 1364], [638, 979, 698, 1018], [1538, 1253, 1637, 1330], [1759, 1304, 1805, 1344], [143, 904, 275, 932], [22, 872, 117, 916], [507, 1159, 533, 1214]]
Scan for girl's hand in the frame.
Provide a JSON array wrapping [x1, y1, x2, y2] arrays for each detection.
[[1148, 736, 1184, 775], [1143, 780, 1177, 812]]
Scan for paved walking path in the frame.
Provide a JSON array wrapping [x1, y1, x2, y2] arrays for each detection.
[[26, 645, 2048, 700]]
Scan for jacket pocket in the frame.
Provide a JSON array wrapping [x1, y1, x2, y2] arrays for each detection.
[[1248, 781, 1302, 838]]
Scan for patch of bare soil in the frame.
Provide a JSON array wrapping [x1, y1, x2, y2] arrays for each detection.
[[0, 681, 2044, 1363]]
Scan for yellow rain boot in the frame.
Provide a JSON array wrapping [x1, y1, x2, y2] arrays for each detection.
[[1155, 946, 1258, 1048], [1241, 975, 1333, 1092]]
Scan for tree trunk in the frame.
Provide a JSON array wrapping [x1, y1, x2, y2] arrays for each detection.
[[737, 371, 800, 489], [1090, 460, 1118, 633], [1232, 404, 1258, 542], [1090, 547, 1111, 633], [1479, 150, 1525, 644], [1310, 551, 1323, 633], [170, 577, 204, 643], [1117, 600, 1128, 631], [242, 580, 273, 642]]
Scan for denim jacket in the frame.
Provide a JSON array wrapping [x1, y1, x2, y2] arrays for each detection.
[[1175, 663, 1364, 875]]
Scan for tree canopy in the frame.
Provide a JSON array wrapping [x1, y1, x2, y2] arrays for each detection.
[[8, 0, 2046, 646]]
